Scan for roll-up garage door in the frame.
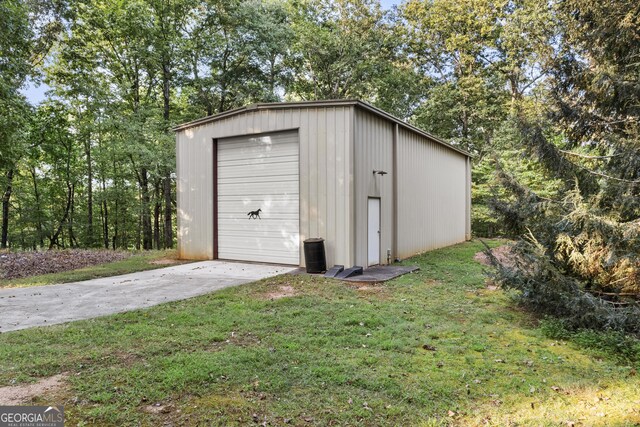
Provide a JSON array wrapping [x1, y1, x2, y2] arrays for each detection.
[[217, 130, 300, 264]]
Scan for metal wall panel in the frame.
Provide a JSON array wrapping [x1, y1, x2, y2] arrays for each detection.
[[176, 106, 354, 267], [176, 129, 214, 259], [396, 127, 468, 258], [354, 109, 394, 266]]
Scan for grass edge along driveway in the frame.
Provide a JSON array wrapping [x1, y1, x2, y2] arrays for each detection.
[[1, 240, 639, 426]]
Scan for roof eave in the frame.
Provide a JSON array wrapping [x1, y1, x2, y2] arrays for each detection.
[[171, 99, 359, 132]]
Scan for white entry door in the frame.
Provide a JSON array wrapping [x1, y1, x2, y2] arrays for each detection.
[[217, 131, 300, 265], [368, 198, 380, 266]]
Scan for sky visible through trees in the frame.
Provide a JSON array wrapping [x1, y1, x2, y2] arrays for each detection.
[[20, 0, 401, 104]]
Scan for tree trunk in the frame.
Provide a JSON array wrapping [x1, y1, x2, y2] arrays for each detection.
[[30, 168, 44, 248], [153, 179, 161, 250], [68, 183, 78, 248], [162, 62, 171, 123], [49, 182, 73, 249], [136, 185, 142, 251], [219, 41, 230, 113], [101, 179, 109, 249], [1, 169, 14, 249], [508, 73, 522, 111], [163, 174, 173, 248], [461, 108, 469, 143], [121, 207, 127, 249], [141, 167, 153, 250], [111, 158, 119, 249], [113, 197, 118, 250], [129, 59, 150, 250], [161, 59, 173, 249], [85, 138, 94, 246]]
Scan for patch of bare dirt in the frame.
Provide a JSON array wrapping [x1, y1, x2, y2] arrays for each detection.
[[349, 282, 388, 299], [474, 245, 516, 269], [0, 250, 131, 280], [264, 285, 298, 300], [143, 403, 175, 414], [475, 245, 520, 291], [0, 374, 68, 405]]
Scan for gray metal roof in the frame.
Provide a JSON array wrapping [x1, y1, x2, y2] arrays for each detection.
[[173, 99, 471, 158]]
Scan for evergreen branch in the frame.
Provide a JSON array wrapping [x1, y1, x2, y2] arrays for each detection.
[[573, 162, 640, 184], [558, 149, 621, 159]]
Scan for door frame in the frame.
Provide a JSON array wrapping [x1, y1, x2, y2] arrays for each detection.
[[367, 196, 381, 266], [212, 138, 219, 259]]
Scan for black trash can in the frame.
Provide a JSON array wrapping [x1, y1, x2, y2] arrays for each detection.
[[303, 238, 326, 273]]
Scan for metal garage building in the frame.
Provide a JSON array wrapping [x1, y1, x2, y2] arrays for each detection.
[[174, 99, 471, 268]]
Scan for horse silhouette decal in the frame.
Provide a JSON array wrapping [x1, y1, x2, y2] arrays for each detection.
[[247, 208, 262, 219]]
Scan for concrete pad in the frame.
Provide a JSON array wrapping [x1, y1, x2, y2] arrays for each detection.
[[0, 261, 295, 333]]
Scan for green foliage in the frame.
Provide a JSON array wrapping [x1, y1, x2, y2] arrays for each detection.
[[0, 0, 32, 185], [472, 120, 563, 236], [487, 0, 640, 332], [401, 0, 555, 155], [485, 238, 640, 335], [181, 0, 294, 116], [287, 0, 422, 117]]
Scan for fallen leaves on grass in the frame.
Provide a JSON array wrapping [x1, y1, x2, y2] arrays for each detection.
[[0, 249, 130, 279]]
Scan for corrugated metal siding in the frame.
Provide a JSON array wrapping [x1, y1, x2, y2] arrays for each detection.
[[176, 131, 214, 259], [176, 106, 354, 267], [396, 127, 467, 258], [354, 109, 394, 266]]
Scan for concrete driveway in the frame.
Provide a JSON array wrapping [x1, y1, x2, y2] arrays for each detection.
[[0, 261, 295, 333]]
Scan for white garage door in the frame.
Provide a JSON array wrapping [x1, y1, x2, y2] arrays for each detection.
[[217, 130, 300, 265]]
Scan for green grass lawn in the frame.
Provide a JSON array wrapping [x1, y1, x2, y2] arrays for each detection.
[[0, 250, 185, 289], [1, 240, 639, 426]]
